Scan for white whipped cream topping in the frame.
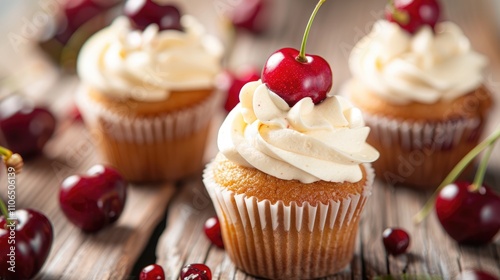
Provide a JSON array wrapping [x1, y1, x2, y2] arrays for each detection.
[[348, 20, 487, 104], [77, 15, 223, 102], [218, 80, 379, 184]]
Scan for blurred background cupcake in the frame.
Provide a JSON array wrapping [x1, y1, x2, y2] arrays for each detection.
[[76, 0, 224, 183], [342, 0, 493, 189]]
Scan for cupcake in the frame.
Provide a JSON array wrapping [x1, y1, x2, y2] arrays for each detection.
[[342, 1, 492, 189], [204, 78, 379, 278], [204, 2, 379, 277], [76, 2, 223, 182]]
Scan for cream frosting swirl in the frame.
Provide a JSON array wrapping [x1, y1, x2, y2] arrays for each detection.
[[348, 20, 487, 104], [218, 80, 379, 184], [77, 15, 223, 102]]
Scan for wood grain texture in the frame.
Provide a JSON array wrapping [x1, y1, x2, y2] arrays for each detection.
[[7, 121, 177, 279]]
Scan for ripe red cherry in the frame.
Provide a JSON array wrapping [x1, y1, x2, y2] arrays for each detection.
[[140, 264, 165, 280], [382, 227, 410, 256], [458, 270, 499, 280], [180, 264, 212, 280], [125, 0, 182, 31], [219, 67, 260, 112], [0, 96, 56, 158], [435, 181, 500, 245], [229, 0, 266, 33], [59, 165, 128, 232], [204, 216, 224, 249], [64, 0, 116, 30], [0, 209, 54, 280], [56, 0, 120, 44], [262, 48, 332, 107], [385, 0, 441, 34], [261, 0, 332, 107]]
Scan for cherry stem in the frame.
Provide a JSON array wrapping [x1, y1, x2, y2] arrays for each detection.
[[297, 0, 326, 63], [0, 198, 11, 226], [413, 128, 500, 224], [471, 144, 494, 192], [387, 0, 409, 25], [0, 146, 12, 160]]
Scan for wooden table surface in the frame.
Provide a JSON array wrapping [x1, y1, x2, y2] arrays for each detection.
[[1, 0, 500, 279]]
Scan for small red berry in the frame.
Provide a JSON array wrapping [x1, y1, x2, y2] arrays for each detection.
[[204, 216, 224, 249], [140, 264, 165, 280], [382, 227, 410, 256], [180, 263, 212, 280]]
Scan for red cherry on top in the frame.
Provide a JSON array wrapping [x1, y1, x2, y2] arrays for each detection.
[[140, 264, 165, 280], [125, 0, 182, 31], [261, 0, 332, 107], [261, 47, 332, 107], [382, 227, 410, 256], [385, 0, 441, 34], [435, 181, 500, 245]]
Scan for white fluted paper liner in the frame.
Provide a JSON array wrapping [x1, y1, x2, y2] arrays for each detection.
[[203, 162, 375, 279], [76, 85, 221, 143], [363, 112, 484, 188], [364, 113, 481, 151]]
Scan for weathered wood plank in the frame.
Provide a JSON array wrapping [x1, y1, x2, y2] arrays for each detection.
[[14, 123, 178, 280]]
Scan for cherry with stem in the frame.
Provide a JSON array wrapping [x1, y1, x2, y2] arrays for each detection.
[[261, 0, 332, 107], [0, 147, 54, 280], [414, 128, 500, 245], [414, 128, 500, 223]]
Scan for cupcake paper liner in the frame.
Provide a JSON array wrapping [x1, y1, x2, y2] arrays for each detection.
[[203, 162, 375, 279], [364, 113, 483, 188], [77, 86, 221, 182]]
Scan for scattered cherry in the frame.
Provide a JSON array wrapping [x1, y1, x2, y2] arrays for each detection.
[[204, 216, 224, 249], [229, 0, 267, 34], [140, 264, 165, 280], [435, 181, 500, 245], [219, 67, 260, 112], [0, 209, 54, 280], [385, 0, 441, 34], [180, 264, 212, 280], [124, 0, 182, 31], [0, 95, 56, 158], [59, 164, 128, 232], [56, 0, 121, 44], [458, 270, 499, 280], [382, 227, 410, 256], [261, 0, 332, 107], [64, 0, 117, 30]]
